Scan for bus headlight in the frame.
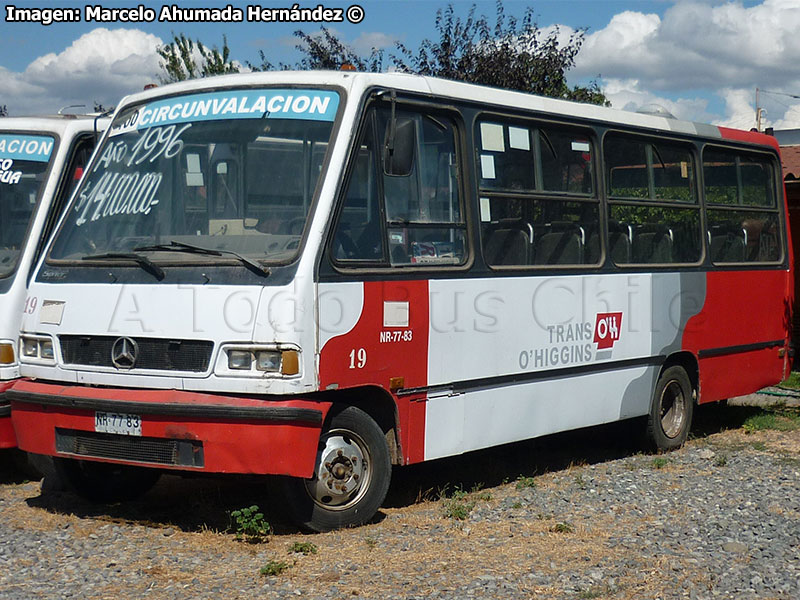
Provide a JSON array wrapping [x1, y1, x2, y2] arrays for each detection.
[[22, 338, 39, 358], [221, 346, 300, 377], [40, 340, 55, 360], [228, 350, 252, 370], [19, 335, 56, 363], [255, 350, 281, 372]]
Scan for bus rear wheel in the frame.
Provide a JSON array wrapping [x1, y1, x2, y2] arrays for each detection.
[[53, 458, 161, 503], [646, 365, 694, 451], [280, 405, 391, 532]]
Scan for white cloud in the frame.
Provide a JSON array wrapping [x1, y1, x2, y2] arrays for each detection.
[[1, 28, 162, 115], [570, 0, 800, 129], [575, 0, 800, 91], [601, 78, 713, 123], [713, 88, 759, 130], [351, 32, 397, 55], [714, 88, 800, 130]]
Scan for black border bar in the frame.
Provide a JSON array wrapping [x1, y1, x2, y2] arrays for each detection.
[[7, 390, 322, 425]]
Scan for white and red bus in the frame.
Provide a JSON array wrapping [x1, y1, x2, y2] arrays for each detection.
[[9, 73, 791, 531], [0, 115, 103, 451]]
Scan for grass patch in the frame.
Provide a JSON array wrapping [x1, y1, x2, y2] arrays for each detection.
[[778, 371, 800, 390], [515, 476, 537, 490], [650, 457, 669, 469], [288, 541, 317, 555], [550, 522, 573, 534], [260, 560, 290, 577], [742, 408, 800, 433], [442, 488, 476, 520]]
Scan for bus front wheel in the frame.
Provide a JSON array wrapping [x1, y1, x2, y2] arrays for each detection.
[[646, 365, 694, 451], [280, 405, 391, 532]]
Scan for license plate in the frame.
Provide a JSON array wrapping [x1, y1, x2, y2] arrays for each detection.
[[94, 411, 142, 436]]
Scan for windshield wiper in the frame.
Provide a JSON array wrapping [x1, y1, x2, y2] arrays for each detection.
[[81, 252, 165, 280], [134, 240, 271, 278]]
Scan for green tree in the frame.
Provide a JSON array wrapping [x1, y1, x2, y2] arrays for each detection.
[[392, 1, 608, 105], [292, 26, 383, 72], [157, 33, 240, 83]]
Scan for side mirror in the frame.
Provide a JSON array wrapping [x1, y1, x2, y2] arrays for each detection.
[[384, 117, 415, 176]]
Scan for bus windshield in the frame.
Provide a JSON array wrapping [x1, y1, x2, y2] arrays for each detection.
[[49, 88, 339, 264], [0, 134, 55, 279]]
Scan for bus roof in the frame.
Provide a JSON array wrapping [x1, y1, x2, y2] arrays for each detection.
[[0, 114, 106, 137], [116, 71, 777, 149]]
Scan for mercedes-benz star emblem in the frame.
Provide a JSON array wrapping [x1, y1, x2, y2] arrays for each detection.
[[111, 337, 138, 370]]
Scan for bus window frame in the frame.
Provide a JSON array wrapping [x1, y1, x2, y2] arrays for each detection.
[[29, 133, 97, 285], [601, 128, 705, 269], [326, 93, 475, 275], [0, 129, 61, 287], [701, 141, 786, 267], [474, 110, 601, 272]]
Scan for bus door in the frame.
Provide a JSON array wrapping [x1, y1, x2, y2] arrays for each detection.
[[320, 101, 466, 463]]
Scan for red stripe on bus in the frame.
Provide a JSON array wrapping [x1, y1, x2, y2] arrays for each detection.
[[319, 280, 429, 464]]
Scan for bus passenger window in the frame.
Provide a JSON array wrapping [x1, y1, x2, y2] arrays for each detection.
[[605, 135, 700, 265], [704, 148, 781, 263], [476, 117, 598, 268]]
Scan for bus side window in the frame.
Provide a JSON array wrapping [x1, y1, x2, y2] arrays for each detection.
[[476, 118, 598, 268], [704, 148, 781, 263], [332, 116, 385, 261], [332, 106, 467, 267], [379, 110, 466, 266], [605, 135, 700, 265]]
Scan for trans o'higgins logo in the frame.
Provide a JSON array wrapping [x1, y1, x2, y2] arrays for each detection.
[[593, 312, 623, 349], [518, 311, 625, 371]]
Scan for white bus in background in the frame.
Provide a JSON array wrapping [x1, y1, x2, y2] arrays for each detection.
[[0, 115, 105, 453], [8, 73, 791, 531]]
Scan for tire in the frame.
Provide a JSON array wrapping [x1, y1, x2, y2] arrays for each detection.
[[279, 405, 391, 532], [53, 458, 161, 503], [646, 365, 694, 451]]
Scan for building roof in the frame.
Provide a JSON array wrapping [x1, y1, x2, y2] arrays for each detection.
[[775, 128, 800, 146]]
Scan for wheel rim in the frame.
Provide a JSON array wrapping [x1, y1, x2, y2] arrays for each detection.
[[660, 379, 687, 439], [304, 428, 371, 511]]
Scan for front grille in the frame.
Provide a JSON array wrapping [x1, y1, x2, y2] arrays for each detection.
[[59, 335, 214, 372], [55, 428, 204, 467]]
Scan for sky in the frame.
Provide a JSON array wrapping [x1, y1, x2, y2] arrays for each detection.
[[2, 0, 800, 131]]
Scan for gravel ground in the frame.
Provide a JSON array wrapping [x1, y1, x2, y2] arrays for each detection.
[[1, 398, 799, 600]]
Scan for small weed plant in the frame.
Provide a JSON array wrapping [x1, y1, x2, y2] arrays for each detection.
[[230, 505, 271, 543], [650, 457, 669, 470], [260, 560, 290, 577], [714, 454, 728, 467], [442, 487, 477, 521], [515, 476, 537, 490], [550, 522, 574, 534], [288, 541, 317, 555]]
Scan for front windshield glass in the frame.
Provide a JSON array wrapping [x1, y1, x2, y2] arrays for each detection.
[[0, 134, 54, 278], [49, 87, 340, 263]]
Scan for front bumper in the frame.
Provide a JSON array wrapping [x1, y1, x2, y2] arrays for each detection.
[[9, 379, 331, 477]]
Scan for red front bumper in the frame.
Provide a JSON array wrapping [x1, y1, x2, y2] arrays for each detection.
[[0, 380, 17, 448], [9, 379, 330, 477]]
